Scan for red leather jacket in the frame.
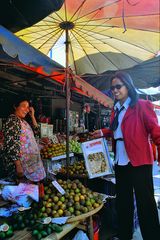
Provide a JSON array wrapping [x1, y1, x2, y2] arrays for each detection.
[[102, 99, 160, 166]]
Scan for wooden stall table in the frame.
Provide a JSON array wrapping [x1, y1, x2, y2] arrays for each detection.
[[65, 203, 103, 240], [0, 199, 80, 240], [1, 201, 103, 240], [9, 222, 80, 240]]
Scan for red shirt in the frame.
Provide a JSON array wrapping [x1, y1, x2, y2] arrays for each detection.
[[102, 99, 160, 166]]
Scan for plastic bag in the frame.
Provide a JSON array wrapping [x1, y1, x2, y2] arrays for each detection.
[[0, 204, 19, 217], [72, 230, 89, 240], [1, 183, 38, 207]]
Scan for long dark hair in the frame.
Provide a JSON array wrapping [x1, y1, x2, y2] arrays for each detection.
[[111, 71, 139, 107]]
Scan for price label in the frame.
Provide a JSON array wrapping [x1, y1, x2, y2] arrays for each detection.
[[52, 180, 65, 195], [0, 224, 9, 232], [18, 207, 31, 212], [37, 217, 52, 224]]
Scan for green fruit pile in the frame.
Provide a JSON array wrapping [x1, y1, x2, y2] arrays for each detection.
[[10, 211, 37, 231], [0, 226, 13, 239], [32, 223, 63, 240], [60, 160, 88, 177], [69, 140, 82, 153], [6, 208, 63, 240], [40, 179, 103, 218]]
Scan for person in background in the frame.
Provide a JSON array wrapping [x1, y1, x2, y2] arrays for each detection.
[[91, 72, 160, 240], [2, 96, 46, 182]]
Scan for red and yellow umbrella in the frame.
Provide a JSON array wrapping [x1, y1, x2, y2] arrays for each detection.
[[15, 0, 160, 165], [16, 0, 159, 75]]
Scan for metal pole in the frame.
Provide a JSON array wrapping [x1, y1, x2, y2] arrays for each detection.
[[98, 103, 101, 129], [65, 28, 70, 177]]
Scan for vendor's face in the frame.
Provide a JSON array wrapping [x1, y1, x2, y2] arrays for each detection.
[[15, 101, 30, 119], [111, 78, 128, 104]]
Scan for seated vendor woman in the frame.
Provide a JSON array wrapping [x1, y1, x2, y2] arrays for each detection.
[[2, 96, 46, 182]]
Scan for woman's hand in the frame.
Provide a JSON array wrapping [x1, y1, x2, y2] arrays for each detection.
[[90, 129, 103, 139], [15, 160, 24, 178], [29, 107, 38, 128], [16, 165, 24, 178], [29, 107, 35, 118]]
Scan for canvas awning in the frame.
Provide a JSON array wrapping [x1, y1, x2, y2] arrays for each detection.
[[0, 25, 113, 108]]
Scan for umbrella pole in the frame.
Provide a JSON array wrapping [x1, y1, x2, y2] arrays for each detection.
[[65, 28, 70, 178]]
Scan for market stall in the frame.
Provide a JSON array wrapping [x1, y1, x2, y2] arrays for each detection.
[[0, 177, 105, 240], [0, 26, 115, 240], [0, 88, 113, 240], [1, 1, 159, 239]]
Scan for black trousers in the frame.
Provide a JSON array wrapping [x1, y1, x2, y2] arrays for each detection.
[[115, 163, 160, 240]]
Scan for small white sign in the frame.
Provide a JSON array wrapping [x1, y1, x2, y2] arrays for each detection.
[[52, 180, 65, 195], [18, 206, 31, 212], [40, 123, 48, 138], [51, 153, 74, 161], [48, 124, 54, 138], [0, 224, 9, 232]]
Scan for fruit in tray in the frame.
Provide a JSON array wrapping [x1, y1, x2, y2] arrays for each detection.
[[8, 207, 62, 239], [0, 224, 13, 239], [32, 223, 63, 239], [41, 143, 66, 159], [78, 132, 91, 142], [60, 160, 88, 177], [11, 211, 37, 231], [69, 140, 82, 153], [37, 179, 103, 218]]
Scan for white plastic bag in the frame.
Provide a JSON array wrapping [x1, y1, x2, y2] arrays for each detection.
[[72, 230, 89, 240]]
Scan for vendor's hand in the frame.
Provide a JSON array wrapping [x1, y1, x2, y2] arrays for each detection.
[[29, 107, 35, 118], [90, 129, 102, 139], [16, 164, 24, 178], [29, 107, 38, 128]]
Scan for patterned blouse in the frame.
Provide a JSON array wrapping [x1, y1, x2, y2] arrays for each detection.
[[2, 114, 46, 181]]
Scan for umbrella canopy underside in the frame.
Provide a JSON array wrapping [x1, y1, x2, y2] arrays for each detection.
[[83, 56, 160, 90], [16, 0, 160, 75]]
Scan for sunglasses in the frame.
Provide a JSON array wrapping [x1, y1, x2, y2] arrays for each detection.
[[110, 84, 124, 91]]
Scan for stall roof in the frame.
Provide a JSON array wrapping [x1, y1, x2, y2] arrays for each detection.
[[0, 25, 63, 74], [0, 25, 66, 96]]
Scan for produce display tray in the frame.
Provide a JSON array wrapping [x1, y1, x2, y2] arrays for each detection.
[[9, 222, 80, 240], [9, 228, 32, 240], [8, 204, 103, 239], [67, 203, 104, 223]]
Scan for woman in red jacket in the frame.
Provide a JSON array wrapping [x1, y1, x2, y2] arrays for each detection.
[[92, 72, 160, 240]]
